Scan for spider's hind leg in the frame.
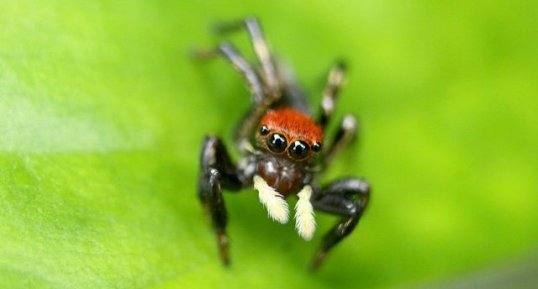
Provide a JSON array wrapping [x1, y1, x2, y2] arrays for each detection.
[[199, 136, 248, 265], [318, 62, 347, 129], [214, 17, 279, 98], [274, 60, 311, 114], [193, 42, 268, 152], [321, 114, 358, 168], [310, 178, 370, 270], [315, 62, 359, 167], [193, 42, 265, 105]]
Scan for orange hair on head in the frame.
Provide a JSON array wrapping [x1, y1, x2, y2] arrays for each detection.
[[260, 108, 322, 143]]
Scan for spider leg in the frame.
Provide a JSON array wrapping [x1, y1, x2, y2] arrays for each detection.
[[215, 17, 280, 98], [232, 58, 309, 152], [321, 114, 358, 168], [318, 62, 347, 129], [274, 60, 310, 114], [199, 136, 248, 265], [195, 18, 283, 152], [193, 42, 265, 105], [193, 42, 271, 152], [310, 178, 370, 270], [234, 105, 270, 152]]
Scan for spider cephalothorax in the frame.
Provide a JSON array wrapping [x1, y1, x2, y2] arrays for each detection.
[[195, 17, 370, 270], [257, 108, 323, 162]]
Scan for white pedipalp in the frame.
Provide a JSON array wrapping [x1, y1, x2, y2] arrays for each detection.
[[295, 185, 316, 240], [253, 175, 317, 239], [253, 175, 289, 224]]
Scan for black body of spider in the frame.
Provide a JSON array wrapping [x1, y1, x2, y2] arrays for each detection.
[[195, 17, 370, 270]]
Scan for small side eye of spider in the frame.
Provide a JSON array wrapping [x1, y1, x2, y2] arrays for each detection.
[[195, 17, 370, 270]]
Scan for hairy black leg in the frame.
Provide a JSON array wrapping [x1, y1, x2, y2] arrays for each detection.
[[199, 136, 247, 265], [218, 43, 266, 104], [318, 62, 347, 129], [310, 178, 370, 270], [195, 19, 282, 152], [215, 17, 280, 98], [322, 114, 358, 168], [194, 42, 265, 105], [274, 60, 310, 114], [193, 42, 272, 152], [234, 103, 274, 153]]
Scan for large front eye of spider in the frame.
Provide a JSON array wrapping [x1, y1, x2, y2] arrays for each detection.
[[289, 140, 309, 160], [267, 133, 287, 153]]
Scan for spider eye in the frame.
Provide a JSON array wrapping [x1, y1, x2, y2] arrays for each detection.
[[267, 133, 287, 153], [311, 142, 322, 152], [289, 140, 309, 160], [259, 125, 270, 135]]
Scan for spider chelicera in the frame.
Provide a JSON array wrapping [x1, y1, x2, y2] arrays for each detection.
[[195, 17, 370, 270]]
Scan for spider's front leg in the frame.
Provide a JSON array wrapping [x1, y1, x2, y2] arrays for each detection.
[[199, 136, 248, 265], [310, 179, 370, 270]]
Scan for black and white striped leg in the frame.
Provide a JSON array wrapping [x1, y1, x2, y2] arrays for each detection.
[[234, 103, 274, 153], [310, 178, 370, 270], [274, 60, 310, 114], [193, 42, 270, 152], [199, 136, 247, 265], [322, 114, 358, 168], [215, 17, 279, 98], [218, 42, 266, 104], [191, 42, 265, 104], [318, 62, 347, 129]]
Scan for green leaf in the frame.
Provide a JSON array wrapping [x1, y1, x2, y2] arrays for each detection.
[[1, 1, 537, 288]]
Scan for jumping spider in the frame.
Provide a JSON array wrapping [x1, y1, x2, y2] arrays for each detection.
[[196, 17, 370, 270]]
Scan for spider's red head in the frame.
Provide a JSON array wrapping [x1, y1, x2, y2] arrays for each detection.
[[256, 108, 323, 162]]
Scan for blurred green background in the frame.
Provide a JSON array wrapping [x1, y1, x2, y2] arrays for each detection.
[[1, 0, 537, 288]]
